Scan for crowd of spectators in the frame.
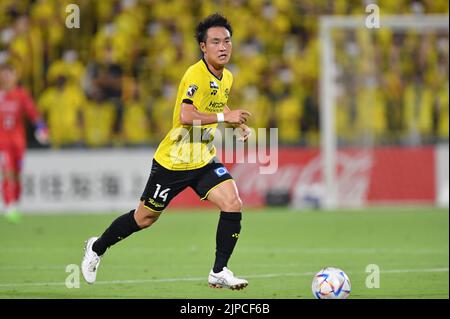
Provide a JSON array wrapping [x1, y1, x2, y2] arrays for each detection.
[[0, 0, 448, 148]]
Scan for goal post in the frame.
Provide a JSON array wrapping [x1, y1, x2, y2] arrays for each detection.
[[319, 14, 449, 209]]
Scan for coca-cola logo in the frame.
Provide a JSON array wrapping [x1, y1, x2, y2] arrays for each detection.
[[231, 151, 373, 208]]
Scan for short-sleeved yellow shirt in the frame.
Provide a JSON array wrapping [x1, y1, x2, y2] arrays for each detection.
[[154, 59, 233, 170]]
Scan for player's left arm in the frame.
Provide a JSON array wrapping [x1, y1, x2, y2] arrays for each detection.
[[224, 105, 252, 142], [21, 88, 49, 145]]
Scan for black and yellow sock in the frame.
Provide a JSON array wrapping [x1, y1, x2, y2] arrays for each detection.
[[213, 212, 242, 273], [92, 210, 140, 256]]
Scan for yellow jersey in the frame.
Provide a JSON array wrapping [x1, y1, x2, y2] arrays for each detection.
[[154, 59, 233, 170]]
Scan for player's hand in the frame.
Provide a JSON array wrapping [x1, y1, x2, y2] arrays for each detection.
[[34, 121, 50, 145], [224, 110, 251, 125], [236, 124, 252, 142]]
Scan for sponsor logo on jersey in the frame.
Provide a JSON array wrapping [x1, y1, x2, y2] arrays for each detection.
[[214, 167, 228, 177], [210, 81, 219, 89], [207, 101, 225, 111]]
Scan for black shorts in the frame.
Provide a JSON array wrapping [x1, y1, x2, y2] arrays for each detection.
[[140, 157, 233, 212]]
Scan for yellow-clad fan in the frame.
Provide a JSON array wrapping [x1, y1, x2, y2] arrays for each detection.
[[37, 76, 85, 147]]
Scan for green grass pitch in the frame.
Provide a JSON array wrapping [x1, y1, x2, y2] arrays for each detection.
[[0, 207, 448, 299]]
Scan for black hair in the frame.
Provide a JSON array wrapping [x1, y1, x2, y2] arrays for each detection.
[[195, 13, 232, 43]]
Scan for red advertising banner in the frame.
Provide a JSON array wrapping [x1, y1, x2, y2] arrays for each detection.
[[367, 147, 435, 203], [169, 147, 435, 208]]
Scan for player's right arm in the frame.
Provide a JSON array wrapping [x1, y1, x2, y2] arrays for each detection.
[[180, 103, 250, 125]]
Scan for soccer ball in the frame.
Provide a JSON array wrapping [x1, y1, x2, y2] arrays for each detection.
[[312, 267, 351, 299]]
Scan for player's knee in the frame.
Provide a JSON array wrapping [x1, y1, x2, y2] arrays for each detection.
[[137, 214, 159, 229], [135, 204, 161, 229], [222, 196, 243, 212]]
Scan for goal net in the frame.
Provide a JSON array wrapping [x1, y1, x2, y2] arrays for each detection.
[[319, 14, 449, 209]]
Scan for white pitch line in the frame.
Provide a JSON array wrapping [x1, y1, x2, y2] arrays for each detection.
[[0, 247, 446, 254], [380, 268, 449, 274], [0, 268, 447, 288]]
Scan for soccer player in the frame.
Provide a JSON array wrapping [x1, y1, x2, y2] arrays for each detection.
[[82, 13, 252, 290], [0, 63, 49, 222]]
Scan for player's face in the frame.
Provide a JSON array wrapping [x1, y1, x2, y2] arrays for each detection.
[[202, 27, 232, 67]]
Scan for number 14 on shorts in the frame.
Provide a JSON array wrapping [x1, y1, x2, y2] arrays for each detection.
[[153, 184, 171, 202]]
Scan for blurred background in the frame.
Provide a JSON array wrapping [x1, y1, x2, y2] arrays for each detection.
[[0, 0, 448, 211]]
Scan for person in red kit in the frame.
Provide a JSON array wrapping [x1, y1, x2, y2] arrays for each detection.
[[0, 63, 49, 223]]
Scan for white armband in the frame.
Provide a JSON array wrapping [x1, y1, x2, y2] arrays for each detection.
[[216, 112, 225, 123]]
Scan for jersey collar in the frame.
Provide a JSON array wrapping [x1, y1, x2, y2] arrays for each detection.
[[202, 58, 223, 81]]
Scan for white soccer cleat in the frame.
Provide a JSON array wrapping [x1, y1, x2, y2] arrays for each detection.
[[81, 237, 101, 284], [208, 267, 248, 290]]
